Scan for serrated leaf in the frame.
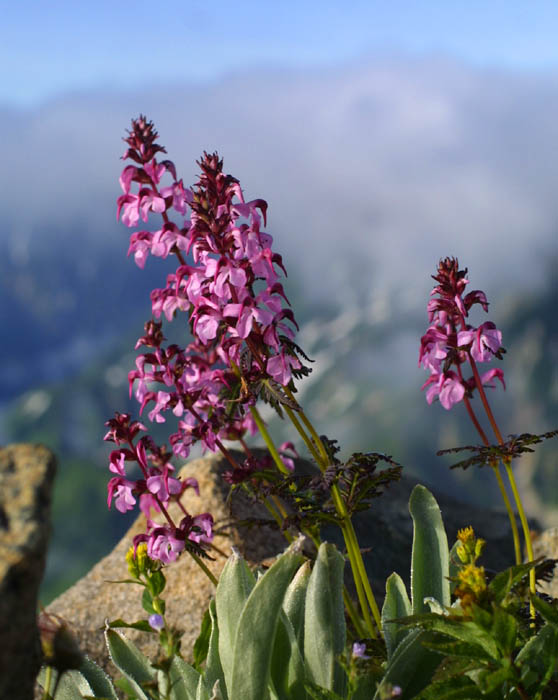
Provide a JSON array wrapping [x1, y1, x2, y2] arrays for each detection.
[[409, 485, 450, 615], [414, 675, 483, 699], [106, 618, 153, 632], [215, 549, 255, 693], [422, 638, 492, 662], [304, 543, 346, 695], [382, 572, 411, 660], [401, 612, 499, 658], [105, 628, 156, 700], [516, 622, 558, 694], [531, 593, 558, 626], [230, 547, 304, 700], [489, 560, 539, 603], [491, 605, 517, 656]]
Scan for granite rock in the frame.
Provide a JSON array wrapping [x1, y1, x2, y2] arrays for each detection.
[[46, 451, 537, 680], [0, 444, 56, 700]]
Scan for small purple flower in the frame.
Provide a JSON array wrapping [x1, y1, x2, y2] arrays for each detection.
[[148, 614, 164, 631], [352, 641, 370, 659]]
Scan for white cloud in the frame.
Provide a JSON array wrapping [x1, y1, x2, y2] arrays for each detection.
[[2, 56, 558, 309]]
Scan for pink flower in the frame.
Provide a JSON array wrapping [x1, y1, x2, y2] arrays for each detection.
[[457, 322, 502, 363], [422, 372, 465, 410], [148, 529, 185, 564], [266, 351, 301, 386]]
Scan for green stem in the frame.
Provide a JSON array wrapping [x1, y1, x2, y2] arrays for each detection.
[[468, 358, 535, 616], [249, 406, 291, 476], [461, 390, 522, 564], [283, 386, 329, 466], [491, 462, 522, 565], [42, 665, 53, 700], [503, 458, 536, 614], [189, 550, 218, 586], [284, 405, 323, 464], [343, 586, 367, 639]]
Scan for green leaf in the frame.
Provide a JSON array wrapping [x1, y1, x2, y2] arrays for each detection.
[[36, 666, 90, 700], [230, 546, 304, 700], [491, 605, 517, 656], [204, 599, 226, 698], [472, 663, 515, 694], [401, 611, 499, 658], [77, 656, 119, 699], [421, 638, 492, 662], [269, 610, 306, 700], [168, 656, 202, 700], [196, 675, 210, 700], [414, 675, 483, 699], [448, 540, 461, 596], [304, 681, 345, 699], [409, 485, 450, 615], [373, 628, 442, 700], [516, 623, 558, 695], [530, 593, 558, 626], [304, 543, 346, 695], [106, 619, 153, 632], [141, 588, 156, 615], [382, 572, 411, 660], [215, 549, 255, 693], [105, 627, 156, 700], [150, 569, 166, 596], [282, 559, 311, 649], [193, 607, 212, 671], [489, 560, 538, 603]]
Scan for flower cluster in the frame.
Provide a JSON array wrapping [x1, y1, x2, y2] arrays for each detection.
[[106, 116, 308, 563], [104, 413, 213, 564], [119, 116, 304, 460], [419, 258, 505, 410]]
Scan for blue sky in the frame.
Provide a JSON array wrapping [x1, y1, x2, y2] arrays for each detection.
[[5, 0, 558, 106]]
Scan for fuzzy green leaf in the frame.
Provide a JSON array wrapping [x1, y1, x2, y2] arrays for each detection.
[[382, 572, 411, 660], [215, 549, 255, 693], [409, 485, 450, 615], [105, 627, 156, 700], [168, 656, 202, 700], [204, 599, 226, 698], [282, 559, 311, 650], [269, 610, 306, 700], [230, 547, 304, 700], [304, 543, 346, 694]]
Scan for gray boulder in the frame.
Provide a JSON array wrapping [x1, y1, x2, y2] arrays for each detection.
[[0, 444, 56, 700]]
